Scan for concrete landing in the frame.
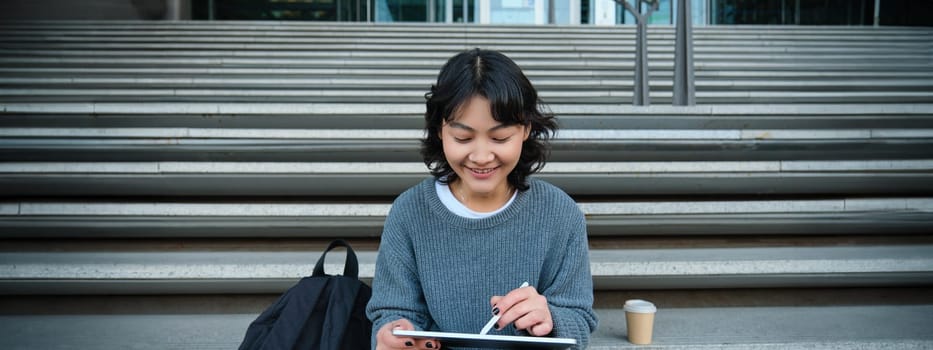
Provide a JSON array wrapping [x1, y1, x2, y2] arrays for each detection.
[[591, 305, 933, 349], [1, 305, 931, 349]]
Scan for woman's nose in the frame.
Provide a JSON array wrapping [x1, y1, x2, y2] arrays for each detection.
[[468, 144, 495, 164]]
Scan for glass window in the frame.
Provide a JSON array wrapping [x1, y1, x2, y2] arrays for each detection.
[[881, 0, 933, 26], [617, 1, 629, 24], [691, 0, 708, 25], [712, 0, 785, 25], [799, 0, 870, 25], [647, 0, 671, 24], [194, 0, 371, 21], [452, 0, 475, 22], [490, 0, 537, 24], [378, 0, 429, 22], [554, 0, 572, 24], [433, 0, 443, 21], [710, 0, 874, 25], [614, 0, 671, 25]]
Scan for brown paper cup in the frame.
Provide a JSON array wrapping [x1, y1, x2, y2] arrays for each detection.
[[624, 299, 657, 345]]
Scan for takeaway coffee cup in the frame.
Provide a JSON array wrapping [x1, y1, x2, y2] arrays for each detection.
[[624, 299, 657, 345]]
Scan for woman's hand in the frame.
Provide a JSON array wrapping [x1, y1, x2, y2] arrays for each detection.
[[375, 318, 441, 350], [489, 284, 553, 336]]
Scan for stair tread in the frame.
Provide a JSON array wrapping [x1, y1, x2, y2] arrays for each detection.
[[1, 305, 931, 349]]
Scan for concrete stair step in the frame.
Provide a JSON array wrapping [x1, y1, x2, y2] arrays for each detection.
[[6, 286, 933, 312], [4, 67, 933, 80], [3, 103, 931, 128], [3, 89, 932, 104], [1, 47, 926, 62], [7, 143, 921, 162], [2, 305, 930, 349], [1, 245, 931, 294], [4, 58, 929, 77], [5, 42, 925, 56], [2, 198, 931, 238], [3, 103, 931, 156], [1, 100, 931, 162], [3, 41, 930, 56], [4, 77, 932, 92], [2, 161, 932, 196]]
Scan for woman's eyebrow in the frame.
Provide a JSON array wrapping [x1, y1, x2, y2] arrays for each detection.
[[489, 124, 516, 132], [447, 121, 514, 132], [447, 121, 475, 131]]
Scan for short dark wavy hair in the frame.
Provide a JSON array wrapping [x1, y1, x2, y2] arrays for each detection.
[[421, 48, 557, 192]]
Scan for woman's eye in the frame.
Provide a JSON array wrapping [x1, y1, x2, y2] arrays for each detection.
[[492, 137, 510, 143], [454, 137, 471, 143]]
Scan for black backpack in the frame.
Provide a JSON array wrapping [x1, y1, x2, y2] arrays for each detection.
[[239, 239, 373, 350]]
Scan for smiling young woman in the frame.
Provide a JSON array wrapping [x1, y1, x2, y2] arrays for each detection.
[[440, 95, 530, 212], [366, 49, 598, 350]]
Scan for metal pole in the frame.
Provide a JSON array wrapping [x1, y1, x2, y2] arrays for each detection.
[[615, 0, 653, 105], [673, 0, 695, 105], [614, 0, 655, 105], [208, 0, 214, 20], [874, 0, 880, 26], [429, 0, 436, 22], [446, 0, 453, 22], [795, 0, 800, 24], [781, 0, 786, 24], [635, 19, 649, 105]]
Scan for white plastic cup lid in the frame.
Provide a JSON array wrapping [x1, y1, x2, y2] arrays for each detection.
[[624, 299, 657, 313]]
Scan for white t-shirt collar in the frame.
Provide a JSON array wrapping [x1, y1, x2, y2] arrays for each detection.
[[435, 179, 518, 219]]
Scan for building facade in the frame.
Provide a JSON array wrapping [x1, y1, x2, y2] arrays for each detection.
[[1, 0, 930, 26], [189, 0, 932, 26]]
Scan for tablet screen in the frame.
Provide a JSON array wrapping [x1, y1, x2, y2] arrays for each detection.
[[392, 329, 576, 349]]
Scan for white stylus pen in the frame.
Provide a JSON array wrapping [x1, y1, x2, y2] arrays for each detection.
[[479, 281, 529, 335]]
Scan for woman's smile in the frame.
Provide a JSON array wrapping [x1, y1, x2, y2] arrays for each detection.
[[466, 165, 498, 178]]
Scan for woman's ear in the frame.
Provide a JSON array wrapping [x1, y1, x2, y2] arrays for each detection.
[[522, 124, 532, 141]]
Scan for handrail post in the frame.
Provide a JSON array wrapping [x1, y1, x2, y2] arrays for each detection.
[[614, 0, 657, 106], [673, 0, 695, 105], [874, 0, 881, 26]]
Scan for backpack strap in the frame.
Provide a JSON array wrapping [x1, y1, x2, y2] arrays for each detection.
[[313, 239, 360, 278]]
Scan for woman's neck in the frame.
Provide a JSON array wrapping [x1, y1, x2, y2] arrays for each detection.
[[449, 179, 515, 213]]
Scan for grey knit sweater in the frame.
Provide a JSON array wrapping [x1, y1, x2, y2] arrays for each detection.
[[366, 177, 598, 349]]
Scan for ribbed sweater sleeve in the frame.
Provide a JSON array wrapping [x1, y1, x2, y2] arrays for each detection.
[[365, 189, 433, 346], [366, 177, 598, 349], [540, 204, 598, 348]]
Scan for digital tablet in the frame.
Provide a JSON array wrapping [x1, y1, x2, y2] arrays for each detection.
[[392, 329, 576, 349]]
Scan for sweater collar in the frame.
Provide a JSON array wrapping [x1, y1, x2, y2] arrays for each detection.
[[422, 177, 532, 230]]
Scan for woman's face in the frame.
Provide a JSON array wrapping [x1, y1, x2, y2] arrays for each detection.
[[441, 95, 530, 203]]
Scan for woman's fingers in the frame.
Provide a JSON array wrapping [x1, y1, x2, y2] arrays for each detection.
[[376, 319, 416, 349], [515, 309, 554, 336], [489, 284, 534, 317], [488, 285, 553, 335], [375, 319, 441, 350], [415, 338, 441, 349]]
